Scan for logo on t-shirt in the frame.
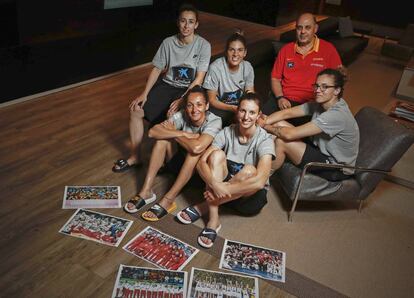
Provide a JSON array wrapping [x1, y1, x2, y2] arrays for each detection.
[[287, 61, 294, 68], [221, 89, 243, 105], [172, 66, 195, 84]]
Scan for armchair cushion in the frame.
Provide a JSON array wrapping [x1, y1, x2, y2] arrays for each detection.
[[338, 16, 354, 38], [399, 24, 414, 46], [274, 162, 361, 201]]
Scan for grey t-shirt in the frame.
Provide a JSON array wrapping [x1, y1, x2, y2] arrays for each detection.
[[171, 110, 222, 137], [203, 57, 254, 105], [302, 99, 360, 174], [152, 34, 211, 88], [212, 124, 275, 166]]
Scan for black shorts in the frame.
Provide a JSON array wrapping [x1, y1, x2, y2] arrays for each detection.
[[222, 159, 267, 216], [262, 94, 311, 127], [165, 145, 187, 175], [298, 144, 352, 181], [224, 189, 268, 216], [143, 80, 186, 125], [165, 145, 204, 186]]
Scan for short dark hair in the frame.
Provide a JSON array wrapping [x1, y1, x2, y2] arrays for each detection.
[[225, 29, 247, 51], [238, 92, 262, 111], [183, 85, 208, 104], [177, 3, 199, 21], [317, 68, 346, 98]]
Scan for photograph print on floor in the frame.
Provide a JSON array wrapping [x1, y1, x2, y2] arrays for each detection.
[[62, 185, 121, 209], [220, 239, 286, 283], [188, 267, 259, 298], [111, 264, 187, 298], [59, 208, 132, 247], [123, 226, 199, 271]]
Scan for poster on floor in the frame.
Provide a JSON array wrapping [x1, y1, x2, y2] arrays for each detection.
[[59, 209, 132, 247], [219, 239, 286, 283], [62, 185, 121, 209], [123, 226, 199, 271], [188, 267, 259, 298], [111, 264, 187, 298]]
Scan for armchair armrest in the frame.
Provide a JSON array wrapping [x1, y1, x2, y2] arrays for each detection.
[[301, 162, 390, 174]]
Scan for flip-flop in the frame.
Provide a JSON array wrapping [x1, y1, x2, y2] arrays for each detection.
[[112, 158, 141, 173], [141, 202, 177, 222], [176, 206, 201, 224], [197, 225, 222, 249], [124, 193, 156, 214]]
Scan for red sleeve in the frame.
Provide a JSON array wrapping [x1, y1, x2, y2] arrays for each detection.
[[327, 43, 342, 68]]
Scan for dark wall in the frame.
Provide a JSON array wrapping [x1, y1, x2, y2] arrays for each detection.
[[0, 0, 180, 103], [342, 0, 413, 29], [196, 0, 279, 27], [277, 0, 413, 29]]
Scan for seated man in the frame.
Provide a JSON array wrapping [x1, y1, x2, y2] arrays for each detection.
[[260, 68, 359, 181], [124, 86, 222, 221], [263, 12, 343, 127], [176, 93, 275, 248]]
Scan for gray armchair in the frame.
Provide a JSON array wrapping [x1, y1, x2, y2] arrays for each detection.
[[273, 107, 414, 221], [381, 24, 414, 61]]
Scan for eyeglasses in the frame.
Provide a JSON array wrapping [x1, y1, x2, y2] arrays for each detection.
[[312, 84, 337, 92]]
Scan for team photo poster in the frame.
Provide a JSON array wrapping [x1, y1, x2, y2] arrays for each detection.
[[188, 267, 259, 298], [59, 209, 132, 247], [219, 239, 286, 283], [111, 265, 187, 298], [123, 226, 199, 271], [62, 185, 121, 209]]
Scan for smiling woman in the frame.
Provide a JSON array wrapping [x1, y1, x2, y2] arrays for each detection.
[[202, 30, 255, 126], [262, 68, 359, 182], [177, 93, 275, 249], [123, 85, 222, 222]]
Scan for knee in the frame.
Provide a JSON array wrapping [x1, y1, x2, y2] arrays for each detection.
[[239, 164, 257, 179], [275, 137, 287, 151], [130, 109, 144, 120], [208, 150, 226, 166]]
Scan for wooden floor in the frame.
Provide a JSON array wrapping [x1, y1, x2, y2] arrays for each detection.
[[0, 13, 301, 298]]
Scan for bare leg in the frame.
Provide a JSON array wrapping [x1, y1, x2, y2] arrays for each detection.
[[128, 109, 145, 165], [142, 152, 203, 219], [139, 140, 173, 198], [272, 138, 307, 171], [125, 139, 173, 210], [198, 150, 228, 246]]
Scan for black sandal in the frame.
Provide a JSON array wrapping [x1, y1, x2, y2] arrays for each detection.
[[112, 158, 139, 173], [141, 202, 177, 222]]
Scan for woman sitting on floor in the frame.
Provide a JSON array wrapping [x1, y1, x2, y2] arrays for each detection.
[[176, 93, 274, 248], [112, 4, 211, 173], [260, 68, 359, 181], [124, 86, 222, 221], [202, 30, 254, 127]]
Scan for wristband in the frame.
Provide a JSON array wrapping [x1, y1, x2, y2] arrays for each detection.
[[275, 95, 284, 100]]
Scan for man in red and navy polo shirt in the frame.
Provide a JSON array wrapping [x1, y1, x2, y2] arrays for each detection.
[[263, 13, 343, 124]]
